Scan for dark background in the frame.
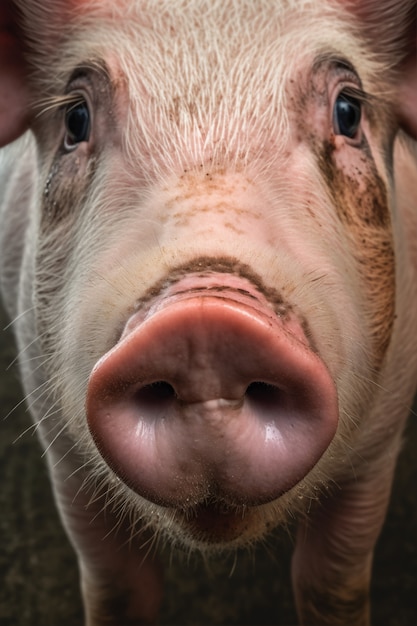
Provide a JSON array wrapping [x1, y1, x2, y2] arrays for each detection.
[[1, 302, 416, 626]]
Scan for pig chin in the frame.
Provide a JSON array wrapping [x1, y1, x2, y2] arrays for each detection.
[[86, 264, 339, 544], [166, 499, 283, 548]]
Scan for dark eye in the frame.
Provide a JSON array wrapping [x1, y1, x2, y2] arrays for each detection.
[[333, 93, 361, 139], [64, 100, 91, 149]]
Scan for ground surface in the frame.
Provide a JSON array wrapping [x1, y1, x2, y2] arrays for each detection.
[[0, 302, 416, 626]]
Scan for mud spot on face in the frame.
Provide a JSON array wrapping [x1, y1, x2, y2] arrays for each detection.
[[139, 256, 288, 313], [318, 139, 390, 228], [316, 139, 395, 370], [41, 152, 97, 228]]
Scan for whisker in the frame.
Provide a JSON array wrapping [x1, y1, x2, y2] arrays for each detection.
[[3, 378, 50, 421], [2, 305, 37, 331]]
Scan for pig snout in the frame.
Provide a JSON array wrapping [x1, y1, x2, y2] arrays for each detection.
[[86, 273, 339, 510]]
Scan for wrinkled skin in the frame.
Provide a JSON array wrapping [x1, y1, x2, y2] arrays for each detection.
[[1, 1, 417, 625]]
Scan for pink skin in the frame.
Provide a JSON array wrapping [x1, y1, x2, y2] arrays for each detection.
[[1, 2, 417, 625], [87, 274, 339, 509]]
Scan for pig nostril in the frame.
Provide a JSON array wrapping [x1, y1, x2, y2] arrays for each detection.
[[245, 381, 283, 412], [134, 381, 176, 416]]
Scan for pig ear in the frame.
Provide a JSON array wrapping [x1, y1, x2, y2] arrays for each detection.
[[0, 1, 31, 146], [397, 53, 417, 138], [343, 0, 417, 138]]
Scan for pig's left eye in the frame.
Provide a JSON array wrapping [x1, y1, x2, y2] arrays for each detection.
[[64, 100, 91, 149], [333, 93, 362, 139]]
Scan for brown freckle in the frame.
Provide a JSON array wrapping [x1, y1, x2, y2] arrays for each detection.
[[173, 213, 191, 227], [224, 221, 244, 235], [305, 202, 316, 220]]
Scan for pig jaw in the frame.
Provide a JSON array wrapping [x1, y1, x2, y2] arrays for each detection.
[[86, 269, 339, 545]]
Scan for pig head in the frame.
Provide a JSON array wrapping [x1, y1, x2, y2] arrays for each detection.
[[1, 1, 417, 624]]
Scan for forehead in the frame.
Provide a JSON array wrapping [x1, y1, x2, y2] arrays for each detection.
[[61, 1, 376, 70], [39, 1, 385, 175], [71, 2, 366, 82]]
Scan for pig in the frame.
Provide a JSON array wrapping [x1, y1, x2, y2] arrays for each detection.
[[1, 0, 416, 624]]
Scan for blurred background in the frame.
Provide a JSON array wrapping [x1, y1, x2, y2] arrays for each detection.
[[1, 302, 416, 626]]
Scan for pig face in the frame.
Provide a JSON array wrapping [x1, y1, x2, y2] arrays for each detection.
[[2, 1, 417, 624], [11, 1, 407, 551]]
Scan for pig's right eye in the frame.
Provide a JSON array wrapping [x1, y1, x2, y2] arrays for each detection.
[[64, 100, 91, 149]]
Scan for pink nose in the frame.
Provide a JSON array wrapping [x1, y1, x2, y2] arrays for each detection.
[[86, 290, 338, 508]]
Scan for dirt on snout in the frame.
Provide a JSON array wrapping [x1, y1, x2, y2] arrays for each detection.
[[0, 302, 416, 626]]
